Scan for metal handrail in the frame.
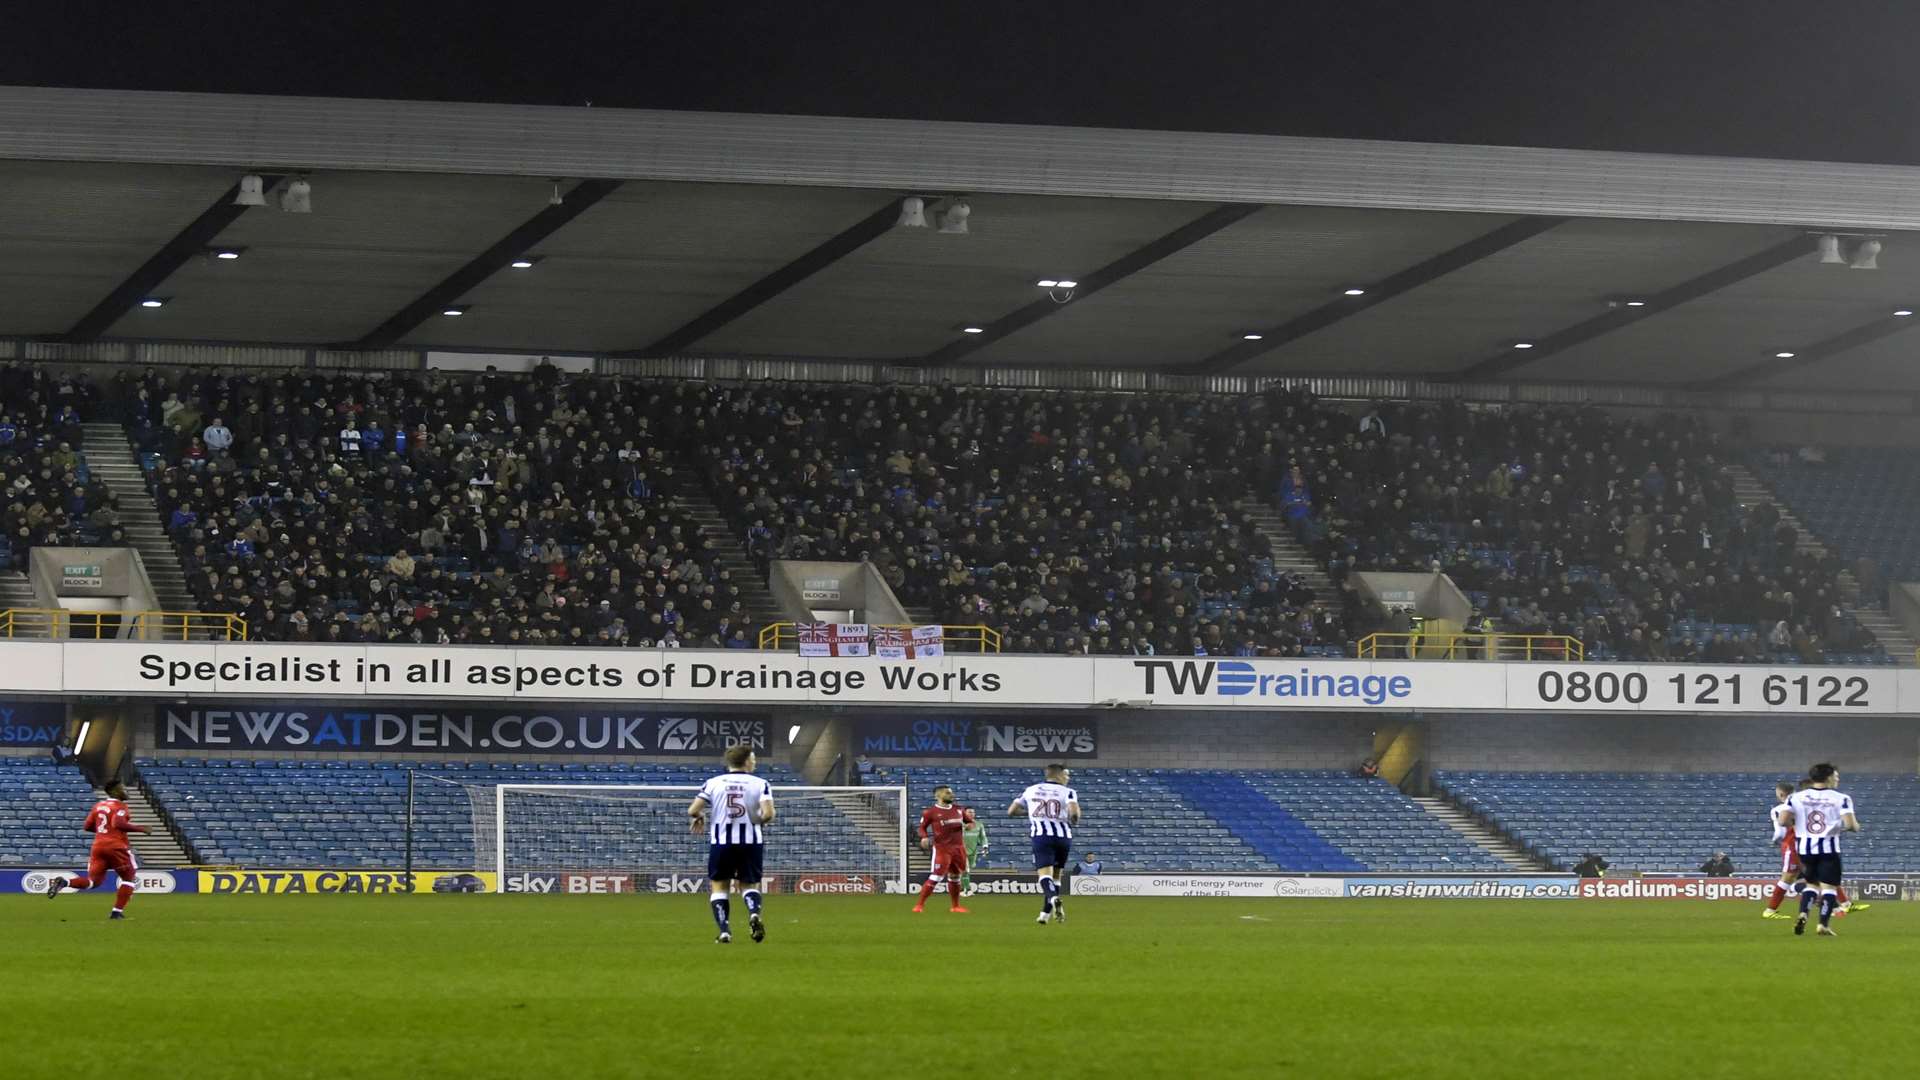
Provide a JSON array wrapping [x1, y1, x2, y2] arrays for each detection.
[[1357, 632, 1584, 662], [757, 622, 1002, 653], [0, 609, 247, 641]]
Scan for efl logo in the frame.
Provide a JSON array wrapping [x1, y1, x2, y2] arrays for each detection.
[[21, 871, 54, 894]]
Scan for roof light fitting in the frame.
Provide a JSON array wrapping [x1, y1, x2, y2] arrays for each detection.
[[1814, 232, 1883, 269], [233, 174, 267, 207], [278, 177, 311, 214], [896, 196, 927, 228]]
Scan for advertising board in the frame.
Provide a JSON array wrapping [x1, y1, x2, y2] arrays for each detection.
[[1578, 877, 1775, 900], [4, 869, 194, 894], [158, 703, 769, 756], [1069, 874, 1348, 898], [0, 700, 65, 747], [200, 870, 494, 894], [853, 715, 1097, 758], [17, 640, 1917, 715]]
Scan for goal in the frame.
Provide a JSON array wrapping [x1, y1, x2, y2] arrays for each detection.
[[471, 784, 907, 895]]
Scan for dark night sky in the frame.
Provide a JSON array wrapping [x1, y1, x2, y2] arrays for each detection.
[[15, 0, 1920, 164]]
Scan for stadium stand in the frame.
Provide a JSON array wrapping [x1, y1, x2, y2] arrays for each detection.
[[690, 382, 1346, 656], [136, 757, 892, 872], [0, 365, 118, 570], [0, 756, 101, 865], [1749, 447, 1920, 589], [0, 360, 1884, 663], [907, 767, 1503, 872], [1435, 770, 1920, 873], [1298, 401, 1882, 664], [124, 366, 751, 647]]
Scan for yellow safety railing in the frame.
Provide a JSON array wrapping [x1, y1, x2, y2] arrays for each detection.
[[1357, 632, 1584, 662], [0, 609, 247, 641], [758, 623, 1001, 653]]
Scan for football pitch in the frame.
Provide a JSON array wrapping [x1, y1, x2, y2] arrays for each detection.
[[4, 895, 1915, 1079]]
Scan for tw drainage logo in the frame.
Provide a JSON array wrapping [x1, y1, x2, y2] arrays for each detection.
[[1131, 660, 1413, 706]]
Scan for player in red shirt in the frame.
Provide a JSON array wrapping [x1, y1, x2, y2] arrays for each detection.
[[47, 780, 150, 919], [913, 785, 973, 914]]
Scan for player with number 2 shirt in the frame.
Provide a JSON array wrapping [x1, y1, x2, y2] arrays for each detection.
[[46, 780, 150, 919]]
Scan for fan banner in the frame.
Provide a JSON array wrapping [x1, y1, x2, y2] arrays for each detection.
[[874, 625, 944, 659], [796, 623, 871, 657]]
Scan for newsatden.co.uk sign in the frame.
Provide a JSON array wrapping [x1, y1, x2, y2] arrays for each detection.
[[158, 703, 770, 756], [6, 641, 1916, 715]]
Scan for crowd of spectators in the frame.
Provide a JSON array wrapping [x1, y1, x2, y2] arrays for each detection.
[[689, 382, 1348, 655], [0, 363, 119, 570], [121, 363, 752, 647], [0, 359, 1886, 663], [1286, 400, 1880, 663]]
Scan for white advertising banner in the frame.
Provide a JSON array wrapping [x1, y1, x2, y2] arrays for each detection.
[[1071, 874, 1348, 898], [10, 641, 1918, 715], [0, 641, 64, 693], [1502, 663, 1901, 715]]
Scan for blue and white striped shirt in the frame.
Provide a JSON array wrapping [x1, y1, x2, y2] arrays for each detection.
[[1787, 788, 1854, 856], [1018, 782, 1077, 839], [696, 773, 773, 846]]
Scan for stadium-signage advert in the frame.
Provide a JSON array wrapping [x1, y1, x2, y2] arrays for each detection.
[[9, 641, 1920, 716], [157, 703, 770, 756]]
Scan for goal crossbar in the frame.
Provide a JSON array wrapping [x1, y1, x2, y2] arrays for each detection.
[[488, 784, 907, 894]]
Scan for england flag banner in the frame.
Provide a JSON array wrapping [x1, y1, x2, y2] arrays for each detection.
[[797, 623, 871, 657], [874, 625, 944, 660]]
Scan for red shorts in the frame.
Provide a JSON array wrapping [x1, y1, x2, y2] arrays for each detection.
[[88, 846, 138, 887], [930, 846, 968, 878], [1780, 845, 1801, 878]]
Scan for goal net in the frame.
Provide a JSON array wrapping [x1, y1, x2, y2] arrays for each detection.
[[469, 784, 907, 896]]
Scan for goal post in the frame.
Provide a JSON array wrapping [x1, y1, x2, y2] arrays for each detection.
[[473, 784, 908, 896]]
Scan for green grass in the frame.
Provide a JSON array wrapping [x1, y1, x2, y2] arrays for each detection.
[[2, 894, 1914, 1079]]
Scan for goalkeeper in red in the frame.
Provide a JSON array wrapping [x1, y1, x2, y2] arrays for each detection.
[[913, 785, 973, 914], [46, 780, 150, 919]]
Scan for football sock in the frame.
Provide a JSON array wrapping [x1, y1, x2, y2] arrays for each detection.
[[709, 892, 730, 934], [1819, 891, 1838, 927], [1797, 889, 1816, 917], [1766, 884, 1786, 911], [67, 876, 93, 891], [917, 877, 940, 905], [948, 880, 962, 907], [113, 884, 134, 913], [959, 873, 971, 891], [1040, 876, 1058, 913], [1836, 886, 1850, 905], [742, 890, 762, 917]]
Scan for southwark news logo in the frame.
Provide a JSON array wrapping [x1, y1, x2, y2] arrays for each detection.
[[1131, 660, 1414, 706]]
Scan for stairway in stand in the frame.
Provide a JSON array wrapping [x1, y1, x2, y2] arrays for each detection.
[[79, 422, 196, 613], [668, 478, 786, 627], [1724, 463, 1916, 665], [1411, 795, 1549, 871], [103, 777, 195, 867], [820, 790, 910, 882], [0, 569, 37, 610], [1236, 498, 1341, 608]]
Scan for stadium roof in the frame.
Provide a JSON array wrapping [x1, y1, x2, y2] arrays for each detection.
[[4, 86, 1920, 391]]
